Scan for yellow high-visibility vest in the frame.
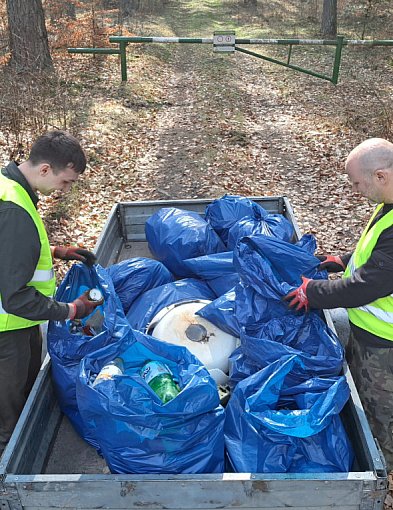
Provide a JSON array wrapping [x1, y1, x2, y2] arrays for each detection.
[[0, 173, 56, 331], [343, 203, 393, 341]]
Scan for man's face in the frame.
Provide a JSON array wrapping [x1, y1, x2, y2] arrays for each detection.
[[345, 158, 382, 203], [38, 164, 80, 196]]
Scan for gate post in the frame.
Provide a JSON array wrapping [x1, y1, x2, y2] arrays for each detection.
[[332, 35, 344, 85], [119, 41, 128, 82]]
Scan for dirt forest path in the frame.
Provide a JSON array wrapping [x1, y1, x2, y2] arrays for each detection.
[[124, 0, 379, 255], [43, 0, 393, 279]]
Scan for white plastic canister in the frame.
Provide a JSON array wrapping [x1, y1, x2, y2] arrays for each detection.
[[150, 300, 239, 386]]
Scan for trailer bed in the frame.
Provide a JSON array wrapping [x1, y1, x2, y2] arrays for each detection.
[[0, 197, 388, 510]]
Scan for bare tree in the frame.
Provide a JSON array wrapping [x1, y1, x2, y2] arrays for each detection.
[[321, 0, 337, 38], [6, 0, 53, 72], [119, 0, 169, 16], [48, 0, 77, 23]]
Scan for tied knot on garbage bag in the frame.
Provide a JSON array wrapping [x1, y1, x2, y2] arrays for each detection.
[[205, 194, 295, 248]]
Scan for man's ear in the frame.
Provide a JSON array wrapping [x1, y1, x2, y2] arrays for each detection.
[[375, 169, 388, 185], [39, 163, 51, 176]]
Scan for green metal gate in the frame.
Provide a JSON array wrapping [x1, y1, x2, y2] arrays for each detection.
[[68, 32, 393, 83]]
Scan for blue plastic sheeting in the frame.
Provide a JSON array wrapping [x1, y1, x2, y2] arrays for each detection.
[[197, 289, 240, 337], [77, 329, 225, 474], [107, 257, 174, 313], [182, 252, 238, 297], [126, 278, 216, 332], [227, 212, 294, 250], [47, 264, 129, 448], [145, 207, 225, 277], [205, 194, 268, 245], [225, 355, 354, 473], [229, 313, 344, 387]]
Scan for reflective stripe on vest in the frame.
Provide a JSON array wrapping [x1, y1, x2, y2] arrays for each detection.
[[343, 203, 393, 341], [0, 173, 56, 331], [357, 304, 393, 323], [32, 268, 55, 282]]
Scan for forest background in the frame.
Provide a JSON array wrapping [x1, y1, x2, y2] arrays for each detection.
[[0, 0, 392, 280]]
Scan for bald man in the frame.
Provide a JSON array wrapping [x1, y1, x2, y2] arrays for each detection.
[[285, 138, 393, 471]]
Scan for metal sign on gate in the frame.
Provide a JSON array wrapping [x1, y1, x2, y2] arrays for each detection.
[[213, 31, 235, 53]]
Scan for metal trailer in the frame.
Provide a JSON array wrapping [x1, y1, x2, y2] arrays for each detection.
[[0, 197, 388, 510]]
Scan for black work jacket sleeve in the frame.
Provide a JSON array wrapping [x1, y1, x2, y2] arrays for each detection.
[[0, 204, 69, 322], [307, 232, 393, 309], [341, 252, 353, 268]]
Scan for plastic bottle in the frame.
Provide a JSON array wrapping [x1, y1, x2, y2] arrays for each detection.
[[91, 357, 124, 387], [140, 361, 180, 404]]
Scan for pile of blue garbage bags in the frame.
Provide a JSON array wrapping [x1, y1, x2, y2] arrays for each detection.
[[47, 194, 354, 475]]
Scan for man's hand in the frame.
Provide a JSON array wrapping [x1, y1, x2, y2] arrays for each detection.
[[52, 246, 96, 267], [284, 276, 311, 312], [317, 255, 346, 273], [68, 290, 104, 320]]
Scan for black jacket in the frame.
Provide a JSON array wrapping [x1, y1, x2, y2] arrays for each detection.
[[307, 204, 393, 347], [0, 162, 69, 322]]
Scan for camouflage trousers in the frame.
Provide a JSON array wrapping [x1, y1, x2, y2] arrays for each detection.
[[348, 331, 393, 471]]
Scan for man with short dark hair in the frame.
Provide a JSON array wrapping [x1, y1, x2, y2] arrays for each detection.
[[0, 130, 102, 455], [285, 138, 393, 471]]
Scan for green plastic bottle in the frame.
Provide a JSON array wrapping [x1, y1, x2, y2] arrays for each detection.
[[140, 361, 180, 404]]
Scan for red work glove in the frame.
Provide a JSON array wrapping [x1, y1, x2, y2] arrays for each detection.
[[68, 290, 104, 320], [284, 276, 311, 312], [317, 255, 346, 273], [52, 246, 96, 267]]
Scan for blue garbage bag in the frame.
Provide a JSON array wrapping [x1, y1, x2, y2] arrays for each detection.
[[231, 234, 327, 327], [197, 288, 240, 337], [234, 279, 292, 330], [205, 194, 268, 245], [237, 313, 344, 384], [77, 329, 225, 474], [107, 257, 174, 314], [182, 252, 239, 297], [295, 233, 319, 254], [234, 234, 327, 292], [227, 211, 294, 250], [145, 207, 226, 277], [126, 278, 216, 332], [227, 345, 260, 389], [47, 264, 130, 448], [206, 273, 240, 297], [183, 252, 235, 279], [225, 355, 354, 473]]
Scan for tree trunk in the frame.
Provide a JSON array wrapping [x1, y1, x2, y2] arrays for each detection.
[[49, 1, 77, 23], [63, 1, 76, 19], [6, 0, 53, 72], [120, 0, 142, 16], [321, 0, 337, 38]]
